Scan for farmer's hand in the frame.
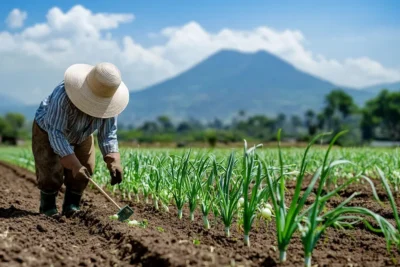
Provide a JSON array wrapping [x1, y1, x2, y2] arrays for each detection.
[[60, 154, 91, 183], [73, 166, 91, 183], [104, 153, 123, 185]]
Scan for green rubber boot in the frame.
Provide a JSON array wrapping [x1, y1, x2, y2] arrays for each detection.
[[39, 191, 58, 217], [62, 189, 82, 217]]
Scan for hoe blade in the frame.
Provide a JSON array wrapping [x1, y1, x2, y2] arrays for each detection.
[[117, 205, 134, 222]]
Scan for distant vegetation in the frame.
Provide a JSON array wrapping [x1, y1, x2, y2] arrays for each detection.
[[119, 88, 400, 147], [1, 88, 399, 147], [0, 113, 28, 145]]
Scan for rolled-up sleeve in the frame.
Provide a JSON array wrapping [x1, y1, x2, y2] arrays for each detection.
[[44, 93, 74, 157], [98, 116, 119, 156]]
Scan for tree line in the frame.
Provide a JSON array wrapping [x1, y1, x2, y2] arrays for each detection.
[[1, 88, 399, 147], [119, 88, 400, 146]]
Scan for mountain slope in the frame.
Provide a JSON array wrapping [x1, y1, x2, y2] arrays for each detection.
[[0, 93, 24, 114], [0, 93, 23, 108], [362, 82, 400, 93], [0, 93, 38, 120], [122, 50, 373, 123]]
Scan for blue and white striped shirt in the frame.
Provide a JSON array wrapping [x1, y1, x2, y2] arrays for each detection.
[[35, 82, 119, 157]]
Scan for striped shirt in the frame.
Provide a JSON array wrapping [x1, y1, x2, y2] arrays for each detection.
[[35, 81, 119, 157]]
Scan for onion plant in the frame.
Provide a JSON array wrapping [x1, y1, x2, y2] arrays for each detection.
[[299, 170, 368, 266], [18, 150, 35, 172], [148, 166, 161, 209], [241, 141, 267, 247], [383, 151, 400, 194], [92, 153, 112, 190], [299, 131, 354, 266], [125, 152, 146, 202], [199, 159, 217, 229], [375, 167, 400, 243], [321, 206, 396, 256], [186, 155, 209, 221], [141, 176, 151, 204], [266, 130, 397, 267], [300, 194, 397, 267], [216, 152, 242, 237], [148, 156, 167, 210], [186, 174, 201, 221], [159, 188, 172, 212], [264, 130, 335, 262], [169, 152, 191, 219]]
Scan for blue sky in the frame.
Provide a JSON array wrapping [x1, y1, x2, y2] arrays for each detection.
[[0, 0, 399, 103], [2, 0, 399, 66]]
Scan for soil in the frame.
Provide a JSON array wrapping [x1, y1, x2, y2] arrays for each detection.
[[1, 161, 400, 267]]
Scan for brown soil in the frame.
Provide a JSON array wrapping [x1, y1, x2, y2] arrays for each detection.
[[1, 162, 400, 267]]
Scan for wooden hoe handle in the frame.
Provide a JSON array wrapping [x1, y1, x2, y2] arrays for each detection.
[[87, 177, 121, 210]]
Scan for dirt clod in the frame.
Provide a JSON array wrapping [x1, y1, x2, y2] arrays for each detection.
[[36, 223, 47, 232]]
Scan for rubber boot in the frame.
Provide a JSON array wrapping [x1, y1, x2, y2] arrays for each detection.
[[39, 191, 58, 216], [62, 189, 82, 217]]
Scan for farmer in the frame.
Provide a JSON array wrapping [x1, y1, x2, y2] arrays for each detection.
[[32, 62, 129, 217]]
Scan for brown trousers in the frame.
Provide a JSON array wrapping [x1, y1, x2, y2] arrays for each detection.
[[32, 121, 95, 194]]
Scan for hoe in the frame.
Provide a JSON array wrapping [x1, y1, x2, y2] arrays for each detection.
[[88, 177, 134, 221]]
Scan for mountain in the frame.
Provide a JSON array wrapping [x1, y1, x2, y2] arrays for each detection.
[[0, 93, 23, 108], [2, 50, 394, 123], [362, 82, 400, 93], [0, 93, 24, 113], [121, 50, 374, 123], [0, 93, 37, 119]]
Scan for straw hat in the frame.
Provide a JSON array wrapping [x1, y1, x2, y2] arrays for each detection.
[[64, 62, 129, 118]]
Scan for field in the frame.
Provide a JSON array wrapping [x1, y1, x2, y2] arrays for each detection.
[[2, 136, 400, 266]]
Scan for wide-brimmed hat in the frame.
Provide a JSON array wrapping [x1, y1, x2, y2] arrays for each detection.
[[64, 62, 129, 118]]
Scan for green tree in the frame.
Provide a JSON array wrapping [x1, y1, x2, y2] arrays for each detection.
[[291, 115, 302, 128], [361, 111, 375, 141], [323, 89, 358, 131], [276, 113, 286, 131], [140, 121, 159, 134], [290, 115, 302, 137], [238, 110, 246, 119], [246, 115, 274, 140], [208, 118, 224, 129], [0, 117, 7, 136], [317, 113, 325, 131], [3, 113, 25, 137], [305, 109, 317, 136], [177, 121, 192, 133], [157, 115, 174, 132], [205, 130, 217, 147], [362, 90, 400, 140]]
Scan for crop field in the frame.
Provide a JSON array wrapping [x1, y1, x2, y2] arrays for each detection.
[[2, 133, 400, 266]]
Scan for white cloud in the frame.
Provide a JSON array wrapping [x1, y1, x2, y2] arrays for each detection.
[[0, 5, 399, 104], [5, 9, 27, 29], [152, 23, 400, 88], [0, 5, 175, 104]]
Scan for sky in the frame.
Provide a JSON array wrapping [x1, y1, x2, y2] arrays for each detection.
[[1, 0, 399, 104]]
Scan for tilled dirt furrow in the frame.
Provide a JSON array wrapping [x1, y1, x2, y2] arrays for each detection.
[[0, 162, 169, 267]]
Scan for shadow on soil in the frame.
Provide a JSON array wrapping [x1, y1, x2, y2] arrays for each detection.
[[0, 205, 38, 218]]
